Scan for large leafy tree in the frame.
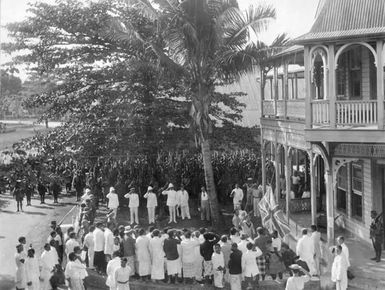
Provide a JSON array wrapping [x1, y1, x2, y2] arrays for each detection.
[[4, 0, 245, 162], [104, 0, 280, 224]]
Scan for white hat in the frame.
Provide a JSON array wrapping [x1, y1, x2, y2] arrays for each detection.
[[147, 186, 153, 192], [124, 226, 132, 233], [289, 264, 301, 270], [168, 183, 174, 189], [85, 188, 91, 194], [109, 187, 115, 193]]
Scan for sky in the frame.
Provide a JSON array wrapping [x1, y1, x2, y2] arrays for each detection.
[[0, 0, 319, 79]]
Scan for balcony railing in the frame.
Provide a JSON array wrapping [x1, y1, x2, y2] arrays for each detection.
[[287, 99, 306, 119], [312, 100, 330, 126], [262, 99, 305, 120], [263, 99, 382, 128], [276, 100, 285, 118], [262, 100, 275, 116], [336, 100, 377, 126]]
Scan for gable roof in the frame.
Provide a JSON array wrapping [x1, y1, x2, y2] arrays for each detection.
[[295, 0, 385, 43]]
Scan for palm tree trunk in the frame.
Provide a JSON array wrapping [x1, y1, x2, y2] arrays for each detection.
[[201, 138, 220, 226]]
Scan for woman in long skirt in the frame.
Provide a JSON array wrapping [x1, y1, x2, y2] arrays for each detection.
[[149, 230, 165, 282], [65, 253, 86, 290], [15, 244, 27, 290]]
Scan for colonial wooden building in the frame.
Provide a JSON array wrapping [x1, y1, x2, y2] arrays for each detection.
[[260, 0, 385, 244]]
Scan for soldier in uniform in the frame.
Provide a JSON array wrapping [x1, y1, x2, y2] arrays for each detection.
[[370, 210, 384, 262], [13, 180, 24, 212]]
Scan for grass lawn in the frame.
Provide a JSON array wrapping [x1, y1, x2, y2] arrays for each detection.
[[0, 124, 48, 151]]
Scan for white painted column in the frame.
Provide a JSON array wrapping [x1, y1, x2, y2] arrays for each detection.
[[285, 146, 291, 219], [261, 139, 266, 193], [328, 44, 336, 128], [376, 40, 384, 129], [325, 168, 335, 243], [309, 151, 317, 225], [275, 145, 281, 203], [304, 46, 312, 129]]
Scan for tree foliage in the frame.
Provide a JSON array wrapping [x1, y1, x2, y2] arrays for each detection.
[[4, 0, 247, 161]]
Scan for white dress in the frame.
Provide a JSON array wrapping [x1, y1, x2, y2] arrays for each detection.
[[136, 236, 151, 276], [15, 252, 27, 289], [149, 237, 165, 280], [212, 252, 225, 288], [25, 256, 40, 290], [242, 249, 262, 277], [65, 261, 86, 290], [114, 266, 131, 290], [106, 257, 121, 289]]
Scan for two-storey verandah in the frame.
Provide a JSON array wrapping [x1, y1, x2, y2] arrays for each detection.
[[260, 36, 385, 245]]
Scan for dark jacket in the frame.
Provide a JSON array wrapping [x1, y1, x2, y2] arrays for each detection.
[[200, 233, 220, 261], [228, 249, 242, 274]]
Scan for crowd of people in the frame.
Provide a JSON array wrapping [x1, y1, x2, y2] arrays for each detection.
[[11, 176, 359, 290]]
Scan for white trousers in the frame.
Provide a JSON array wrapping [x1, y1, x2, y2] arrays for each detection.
[[180, 205, 190, 219], [168, 206, 176, 223], [129, 207, 139, 224], [88, 249, 94, 268], [147, 207, 155, 223]]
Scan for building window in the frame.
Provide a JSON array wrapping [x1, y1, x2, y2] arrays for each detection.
[[351, 162, 363, 219], [336, 165, 347, 212]]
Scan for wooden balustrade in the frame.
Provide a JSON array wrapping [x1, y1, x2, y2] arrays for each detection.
[[263, 99, 380, 127], [287, 99, 306, 119], [276, 100, 285, 118], [262, 100, 275, 117], [279, 198, 311, 213], [336, 100, 378, 125], [312, 100, 330, 125]]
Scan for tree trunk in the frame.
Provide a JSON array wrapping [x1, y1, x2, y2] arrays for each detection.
[[201, 138, 221, 226]]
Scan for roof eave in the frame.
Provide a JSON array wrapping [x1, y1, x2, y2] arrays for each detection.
[[294, 32, 385, 45]]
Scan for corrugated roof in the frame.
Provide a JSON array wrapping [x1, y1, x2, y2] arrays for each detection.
[[295, 0, 385, 43]]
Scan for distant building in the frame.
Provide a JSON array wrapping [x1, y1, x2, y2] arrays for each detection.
[[260, 0, 385, 245]]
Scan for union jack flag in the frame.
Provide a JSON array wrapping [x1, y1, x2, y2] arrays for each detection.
[[258, 186, 291, 239]]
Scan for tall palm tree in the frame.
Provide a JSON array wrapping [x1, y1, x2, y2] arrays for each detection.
[[104, 0, 284, 225]]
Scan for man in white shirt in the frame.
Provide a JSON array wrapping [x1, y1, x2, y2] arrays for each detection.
[[83, 225, 95, 269], [331, 245, 348, 290], [106, 251, 122, 290], [178, 185, 191, 220], [106, 187, 119, 219], [212, 244, 225, 288], [230, 184, 244, 210], [296, 228, 316, 276], [237, 234, 249, 254], [93, 222, 106, 274], [124, 187, 140, 225], [162, 183, 177, 224], [105, 222, 115, 262], [337, 236, 350, 268], [114, 257, 131, 290], [40, 243, 57, 290], [310, 224, 322, 276], [200, 186, 210, 221], [65, 232, 80, 260]]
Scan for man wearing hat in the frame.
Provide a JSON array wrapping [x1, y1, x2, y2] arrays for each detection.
[[124, 187, 140, 225], [286, 264, 311, 290], [162, 183, 178, 224], [106, 187, 119, 219], [144, 186, 158, 224], [370, 210, 384, 262]]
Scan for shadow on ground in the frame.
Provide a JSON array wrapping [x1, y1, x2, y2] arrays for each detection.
[[0, 198, 10, 209], [0, 274, 15, 290]]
